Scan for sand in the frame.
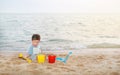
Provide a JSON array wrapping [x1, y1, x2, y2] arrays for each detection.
[[0, 48, 120, 75]]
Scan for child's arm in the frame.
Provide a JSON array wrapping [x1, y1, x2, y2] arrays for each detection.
[[40, 48, 42, 53], [26, 45, 33, 58], [38, 45, 42, 54], [26, 54, 31, 58]]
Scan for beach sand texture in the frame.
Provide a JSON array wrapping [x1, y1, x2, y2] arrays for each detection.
[[0, 49, 120, 75]]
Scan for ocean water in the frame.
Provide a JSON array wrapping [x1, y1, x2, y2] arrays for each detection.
[[0, 13, 120, 51]]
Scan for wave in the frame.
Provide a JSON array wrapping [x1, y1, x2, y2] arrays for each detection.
[[87, 43, 120, 48], [47, 39, 73, 42]]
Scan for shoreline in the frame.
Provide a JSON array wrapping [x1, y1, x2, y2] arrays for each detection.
[[0, 48, 120, 55]]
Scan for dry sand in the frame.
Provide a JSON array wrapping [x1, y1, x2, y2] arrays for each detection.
[[0, 48, 120, 75]]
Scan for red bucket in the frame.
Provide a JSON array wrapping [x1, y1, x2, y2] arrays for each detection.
[[48, 55, 56, 63]]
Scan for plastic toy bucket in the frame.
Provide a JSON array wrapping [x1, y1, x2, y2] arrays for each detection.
[[48, 55, 56, 63], [37, 54, 45, 63]]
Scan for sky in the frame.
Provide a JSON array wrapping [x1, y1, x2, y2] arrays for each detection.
[[0, 0, 120, 13]]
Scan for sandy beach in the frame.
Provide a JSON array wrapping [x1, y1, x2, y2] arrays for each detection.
[[0, 48, 120, 75]]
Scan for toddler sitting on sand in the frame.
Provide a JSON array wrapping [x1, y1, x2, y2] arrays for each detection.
[[27, 34, 41, 61]]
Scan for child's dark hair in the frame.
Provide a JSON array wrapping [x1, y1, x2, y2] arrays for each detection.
[[32, 34, 40, 41]]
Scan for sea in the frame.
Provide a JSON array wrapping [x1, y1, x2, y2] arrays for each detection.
[[0, 13, 120, 51]]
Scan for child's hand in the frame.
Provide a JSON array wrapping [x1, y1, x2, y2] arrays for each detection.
[[25, 55, 31, 58]]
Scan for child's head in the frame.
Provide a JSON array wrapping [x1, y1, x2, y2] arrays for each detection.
[[32, 34, 41, 47]]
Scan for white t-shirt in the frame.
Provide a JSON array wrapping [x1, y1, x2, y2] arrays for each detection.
[[33, 45, 41, 54], [28, 44, 41, 55]]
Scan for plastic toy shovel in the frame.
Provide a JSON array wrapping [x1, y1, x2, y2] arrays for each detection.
[[18, 53, 32, 63], [56, 52, 72, 63]]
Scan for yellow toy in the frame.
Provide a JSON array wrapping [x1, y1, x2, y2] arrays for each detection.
[[37, 54, 45, 63], [18, 53, 32, 63]]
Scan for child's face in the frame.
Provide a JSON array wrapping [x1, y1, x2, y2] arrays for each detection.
[[32, 40, 40, 47]]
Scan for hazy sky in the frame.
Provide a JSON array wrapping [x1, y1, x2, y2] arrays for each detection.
[[0, 0, 120, 13]]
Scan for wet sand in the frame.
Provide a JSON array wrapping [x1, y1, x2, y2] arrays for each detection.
[[0, 48, 120, 75]]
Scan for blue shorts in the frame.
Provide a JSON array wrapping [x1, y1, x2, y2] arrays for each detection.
[[30, 54, 37, 61]]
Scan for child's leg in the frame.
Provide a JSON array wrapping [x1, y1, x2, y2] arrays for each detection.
[[30, 54, 37, 61]]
